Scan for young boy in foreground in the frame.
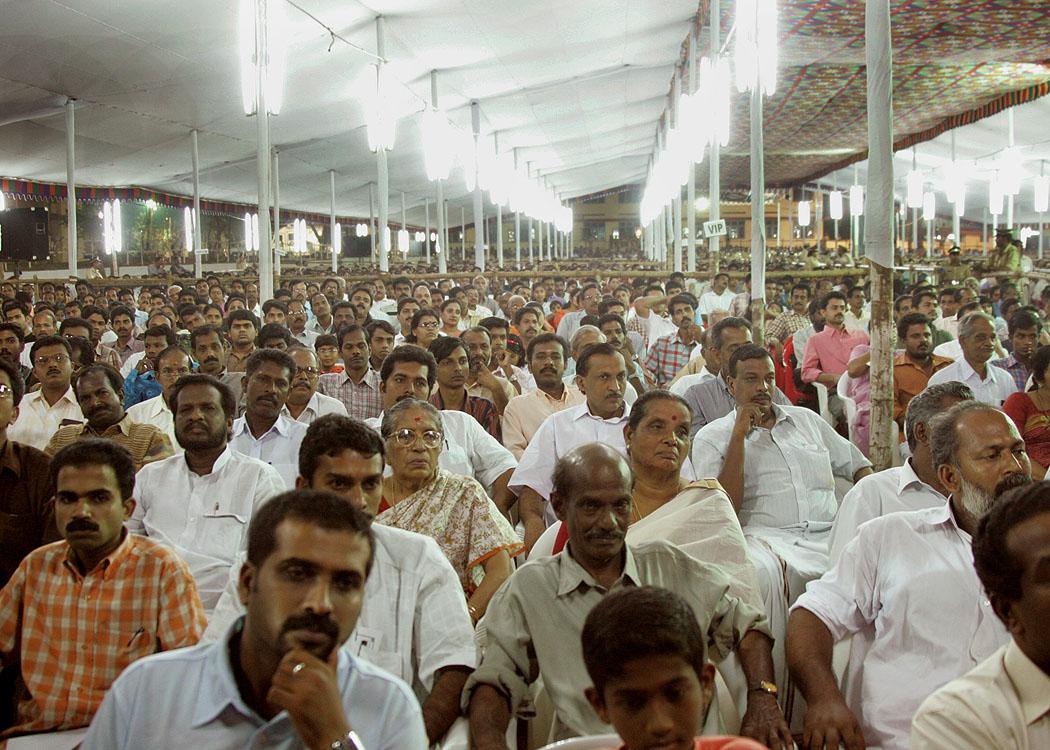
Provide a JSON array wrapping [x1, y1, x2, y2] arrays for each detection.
[[582, 586, 766, 750]]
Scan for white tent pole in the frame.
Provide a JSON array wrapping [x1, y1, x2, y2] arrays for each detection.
[[951, 131, 961, 246], [749, 83, 766, 343], [424, 196, 431, 264], [460, 206, 466, 260], [1040, 162, 1045, 261], [429, 71, 448, 274], [255, 0, 273, 302], [1007, 107, 1015, 231], [191, 129, 203, 279], [672, 65, 684, 273], [528, 215, 534, 264], [401, 191, 407, 260], [369, 182, 376, 263], [272, 149, 281, 278], [709, 0, 721, 274], [375, 17, 390, 272], [686, 22, 697, 273], [514, 149, 522, 265], [330, 170, 338, 273], [494, 133, 504, 268], [911, 148, 919, 255], [65, 99, 78, 276], [470, 101, 485, 270]]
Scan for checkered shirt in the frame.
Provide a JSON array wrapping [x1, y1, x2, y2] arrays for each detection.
[[644, 333, 697, 387], [318, 368, 383, 421]]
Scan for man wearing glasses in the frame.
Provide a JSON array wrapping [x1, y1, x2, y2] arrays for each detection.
[[8, 335, 83, 451], [281, 347, 348, 425], [126, 345, 194, 449]]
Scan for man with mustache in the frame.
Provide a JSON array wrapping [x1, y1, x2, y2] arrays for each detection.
[[467, 443, 790, 749], [928, 312, 1016, 406], [190, 324, 245, 406], [461, 326, 515, 416], [231, 349, 307, 489], [286, 298, 318, 349], [84, 488, 427, 749], [801, 291, 870, 428], [788, 401, 1029, 750], [131, 374, 284, 611], [281, 347, 347, 424], [0, 439, 204, 738], [364, 345, 517, 512], [990, 309, 1042, 393], [892, 313, 954, 426], [0, 322, 32, 384], [45, 364, 173, 471], [206, 415, 477, 744], [125, 345, 193, 449], [318, 324, 383, 421], [224, 308, 259, 374], [120, 324, 176, 407], [8, 335, 83, 450]]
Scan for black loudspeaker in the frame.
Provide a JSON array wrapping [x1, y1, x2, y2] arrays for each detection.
[[0, 207, 50, 262]]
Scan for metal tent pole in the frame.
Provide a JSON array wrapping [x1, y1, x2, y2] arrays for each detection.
[[191, 129, 203, 278], [255, 0, 273, 302]]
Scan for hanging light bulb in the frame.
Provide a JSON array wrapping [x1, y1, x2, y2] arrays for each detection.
[[414, 231, 425, 242], [906, 170, 923, 208], [397, 228, 410, 254], [422, 107, 455, 181], [244, 213, 254, 251], [366, 64, 397, 152], [797, 200, 811, 227], [849, 184, 864, 217], [998, 147, 1023, 196], [712, 56, 733, 147], [333, 223, 341, 255], [252, 213, 260, 252], [829, 190, 843, 221], [430, 231, 438, 242], [922, 191, 935, 221], [734, 0, 777, 95], [1035, 175, 1050, 213], [183, 207, 194, 253], [954, 187, 966, 217], [989, 179, 1004, 217], [238, 0, 288, 116]]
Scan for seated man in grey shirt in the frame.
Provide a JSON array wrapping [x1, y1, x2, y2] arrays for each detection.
[[683, 317, 789, 437], [465, 443, 791, 749]]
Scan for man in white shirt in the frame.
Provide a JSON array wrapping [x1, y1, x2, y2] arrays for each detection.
[[928, 311, 1015, 406], [126, 345, 193, 449], [828, 380, 973, 563], [8, 336, 83, 450], [131, 374, 285, 611], [668, 328, 718, 396], [502, 333, 584, 459], [912, 481, 1050, 749], [511, 342, 632, 551], [205, 415, 476, 745], [555, 282, 601, 343], [692, 344, 871, 683], [364, 345, 516, 510], [696, 273, 736, 322], [85, 488, 427, 750], [281, 347, 347, 424], [786, 401, 1030, 750], [285, 298, 319, 349], [231, 349, 308, 488], [842, 285, 869, 332]]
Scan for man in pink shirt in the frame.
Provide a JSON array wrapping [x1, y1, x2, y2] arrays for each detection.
[[801, 291, 869, 426]]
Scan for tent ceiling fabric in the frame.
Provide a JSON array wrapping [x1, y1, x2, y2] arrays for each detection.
[[695, 0, 1050, 192], [0, 0, 699, 224]]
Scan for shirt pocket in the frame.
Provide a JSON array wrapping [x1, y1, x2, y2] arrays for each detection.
[[795, 440, 835, 490], [0, 512, 40, 572], [349, 625, 408, 682], [199, 509, 250, 557], [92, 623, 156, 686]]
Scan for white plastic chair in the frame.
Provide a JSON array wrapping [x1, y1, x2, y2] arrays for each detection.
[[836, 372, 859, 444], [538, 736, 621, 750], [528, 521, 562, 561], [814, 381, 835, 427]]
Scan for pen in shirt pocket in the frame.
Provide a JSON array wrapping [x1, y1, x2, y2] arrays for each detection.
[[127, 627, 145, 647]]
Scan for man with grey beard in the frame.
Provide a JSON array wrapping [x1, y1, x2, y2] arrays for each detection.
[[784, 401, 1031, 750]]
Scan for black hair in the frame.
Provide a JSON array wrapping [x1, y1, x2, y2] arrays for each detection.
[[144, 324, 177, 346], [667, 294, 695, 315], [478, 316, 510, 334], [582, 586, 706, 696], [246, 489, 374, 575], [0, 322, 24, 345], [50, 439, 136, 501], [598, 298, 626, 316], [1031, 346, 1050, 387], [299, 415, 385, 482], [225, 308, 261, 331], [108, 305, 135, 323], [245, 347, 296, 380], [428, 334, 467, 364], [527, 332, 569, 363], [396, 296, 420, 314], [379, 344, 438, 390], [819, 290, 847, 309], [576, 341, 622, 377], [597, 313, 627, 336], [73, 363, 124, 398], [513, 305, 541, 326], [315, 333, 338, 350], [80, 304, 107, 322], [190, 324, 227, 351], [30, 334, 73, 365], [177, 303, 200, 321], [626, 390, 693, 432], [168, 373, 237, 419], [708, 316, 751, 349], [0, 357, 25, 406], [261, 299, 288, 315], [1008, 309, 1042, 337], [893, 294, 912, 313], [973, 481, 1050, 605], [59, 317, 92, 336], [896, 311, 933, 342], [365, 320, 396, 341], [257, 323, 293, 348], [726, 343, 773, 378], [336, 324, 367, 349]]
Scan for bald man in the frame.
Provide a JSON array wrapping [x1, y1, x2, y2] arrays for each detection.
[[466, 443, 791, 750]]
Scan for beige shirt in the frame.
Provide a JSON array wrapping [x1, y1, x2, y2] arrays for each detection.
[[466, 375, 516, 408], [500, 383, 586, 459], [462, 540, 770, 741], [912, 640, 1050, 750], [8, 387, 83, 451]]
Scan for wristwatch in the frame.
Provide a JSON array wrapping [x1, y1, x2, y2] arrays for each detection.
[[748, 680, 779, 697], [330, 731, 365, 750]]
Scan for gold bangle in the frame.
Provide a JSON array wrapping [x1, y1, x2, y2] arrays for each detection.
[[468, 604, 480, 621]]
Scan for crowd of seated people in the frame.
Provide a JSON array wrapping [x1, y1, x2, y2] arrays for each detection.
[[1, 265, 1049, 750]]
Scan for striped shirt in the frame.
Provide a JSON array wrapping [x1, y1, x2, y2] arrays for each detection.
[[644, 332, 697, 387], [44, 415, 173, 471], [318, 368, 383, 422], [431, 389, 501, 441], [0, 533, 205, 736]]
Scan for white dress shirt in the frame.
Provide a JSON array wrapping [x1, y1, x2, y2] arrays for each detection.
[[365, 409, 516, 495], [279, 390, 348, 424], [911, 639, 1050, 750], [8, 387, 83, 451], [691, 404, 870, 530], [791, 503, 1009, 750], [289, 328, 319, 348], [669, 368, 716, 397], [697, 288, 736, 316], [130, 448, 285, 610], [932, 338, 963, 360], [82, 621, 427, 750], [828, 459, 946, 563], [126, 393, 179, 452], [120, 350, 147, 378], [927, 356, 1016, 406], [230, 414, 308, 489], [204, 525, 476, 693]]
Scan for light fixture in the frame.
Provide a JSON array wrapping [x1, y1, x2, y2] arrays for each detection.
[[829, 190, 843, 221], [238, 0, 287, 116], [694, 196, 711, 213], [144, 199, 158, 212], [429, 231, 437, 242], [953, 187, 966, 217], [414, 231, 426, 242], [1035, 175, 1050, 213], [735, 0, 778, 96], [292, 217, 308, 253], [989, 179, 1004, 216], [421, 107, 455, 181], [355, 222, 369, 238], [922, 191, 935, 221], [0, 193, 5, 211], [366, 64, 396, 152], [797, 200, 811, 227], [849, 184, 863, 217], [102, 200, 122, 255], [906, 170, 923, 208], [333, 223, 341, 255], [244, 213, 254, 251], [183, 207, 194, 253], [998, 147, 1023, 196], [397, 228, 410, 254]]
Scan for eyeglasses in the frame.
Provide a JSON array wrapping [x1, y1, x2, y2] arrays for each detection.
[[295, 366, 319, 377], [388, 428, 443, 449], [159, 367, 192, 378], [34, 353, 69, 366], [417, 321, 439, 329], [0, 383, 12, 399]]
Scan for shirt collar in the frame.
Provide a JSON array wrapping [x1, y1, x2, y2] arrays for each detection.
[[572, 401, 630, 424], [1004, 639, 1050, 726], [85, 414, 134, 438], [0, 440, 22, 476], [555, 543, 639, 597], [61, 528, 132, 581], [233, 414, 294, 440], [281, 391, 320, 420], [184, 444, 234, 476], [897, 458, 945, 498]]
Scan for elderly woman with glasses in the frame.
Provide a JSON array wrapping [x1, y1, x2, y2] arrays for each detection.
[[377, 398, 522, 622]]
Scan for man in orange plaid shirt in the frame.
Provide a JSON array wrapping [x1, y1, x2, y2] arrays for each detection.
[[0, 439, 205, 739]]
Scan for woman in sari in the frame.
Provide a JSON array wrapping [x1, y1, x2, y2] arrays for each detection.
[[1003, 344, 1050, 479], [376, 398, 522, 623]]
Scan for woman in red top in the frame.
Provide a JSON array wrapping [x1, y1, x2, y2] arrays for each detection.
[[1002, 344, 1050, 480]]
